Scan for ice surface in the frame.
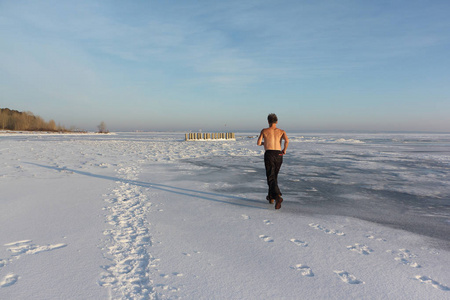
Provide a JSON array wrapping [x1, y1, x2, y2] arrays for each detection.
[[175, 132, 450, 243]]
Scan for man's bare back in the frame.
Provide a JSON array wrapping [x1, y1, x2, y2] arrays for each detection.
[[257, 124, 289, 154], [257, 113, 288, 209]]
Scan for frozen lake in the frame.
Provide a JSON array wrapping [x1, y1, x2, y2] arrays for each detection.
[[3, 131, 449, 244]]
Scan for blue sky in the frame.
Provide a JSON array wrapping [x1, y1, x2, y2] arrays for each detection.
[[1, 0, 449, 132]]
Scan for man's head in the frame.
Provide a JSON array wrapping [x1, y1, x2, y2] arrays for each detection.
[[268, 113, 278, 126]]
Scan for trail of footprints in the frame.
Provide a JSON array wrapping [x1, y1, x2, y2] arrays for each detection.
[[99, 165, 155, 299], [99, 164, 186, 299], [0, 240, 67, 288], [253, 218, 449, 291]]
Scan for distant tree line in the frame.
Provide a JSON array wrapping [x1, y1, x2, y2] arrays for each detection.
[[0, 108, 71, 132]]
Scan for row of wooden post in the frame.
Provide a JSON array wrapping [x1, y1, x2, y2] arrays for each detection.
[[185, 132, 235, 141]]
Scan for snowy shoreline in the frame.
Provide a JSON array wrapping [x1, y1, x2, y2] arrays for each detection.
[[0, 130, 114, 136], [1, 132, 449, 299]]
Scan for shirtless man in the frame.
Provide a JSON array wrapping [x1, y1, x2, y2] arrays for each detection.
[[257, 113, 289, 209]]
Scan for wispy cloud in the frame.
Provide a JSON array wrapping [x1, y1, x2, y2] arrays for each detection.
[[3, 0, 447, 84]]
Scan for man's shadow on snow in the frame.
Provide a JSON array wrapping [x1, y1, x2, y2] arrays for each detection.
[[25, 162, 267, 210]]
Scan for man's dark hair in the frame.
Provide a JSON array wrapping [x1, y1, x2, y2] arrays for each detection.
[[268, 113, 278, 125]]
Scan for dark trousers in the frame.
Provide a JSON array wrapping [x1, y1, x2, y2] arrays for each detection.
[[264, 150, 283, 200]]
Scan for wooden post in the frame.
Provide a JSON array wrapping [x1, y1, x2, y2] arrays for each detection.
[[185, 132, 235, 141]]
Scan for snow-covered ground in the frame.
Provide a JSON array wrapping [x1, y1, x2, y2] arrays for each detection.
[[0, 132, 449, 299]]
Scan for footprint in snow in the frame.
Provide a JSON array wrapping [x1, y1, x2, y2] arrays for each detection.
[[259, 235, 274, 243], [387, 249, 421, 268], [365, 234, 386, 242], [347, 243, 373, 255], [291, 264, 314, 277], [309, 223, 345, 236], [0, 274, 19, 288], [415, 275, 450, 291], [290, 239, 308, 247], [334, 270, 364, 285], [5, 240, 67, 256]]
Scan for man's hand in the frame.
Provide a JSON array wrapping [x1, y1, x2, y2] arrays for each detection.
[[257, 130, 264, 146]]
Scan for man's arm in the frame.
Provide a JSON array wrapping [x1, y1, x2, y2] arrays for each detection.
[[281, 131, 289, 154], [257, 130, 264, 146]]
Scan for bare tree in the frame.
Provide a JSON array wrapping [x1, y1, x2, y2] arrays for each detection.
[[98, 121, 108, 133]]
